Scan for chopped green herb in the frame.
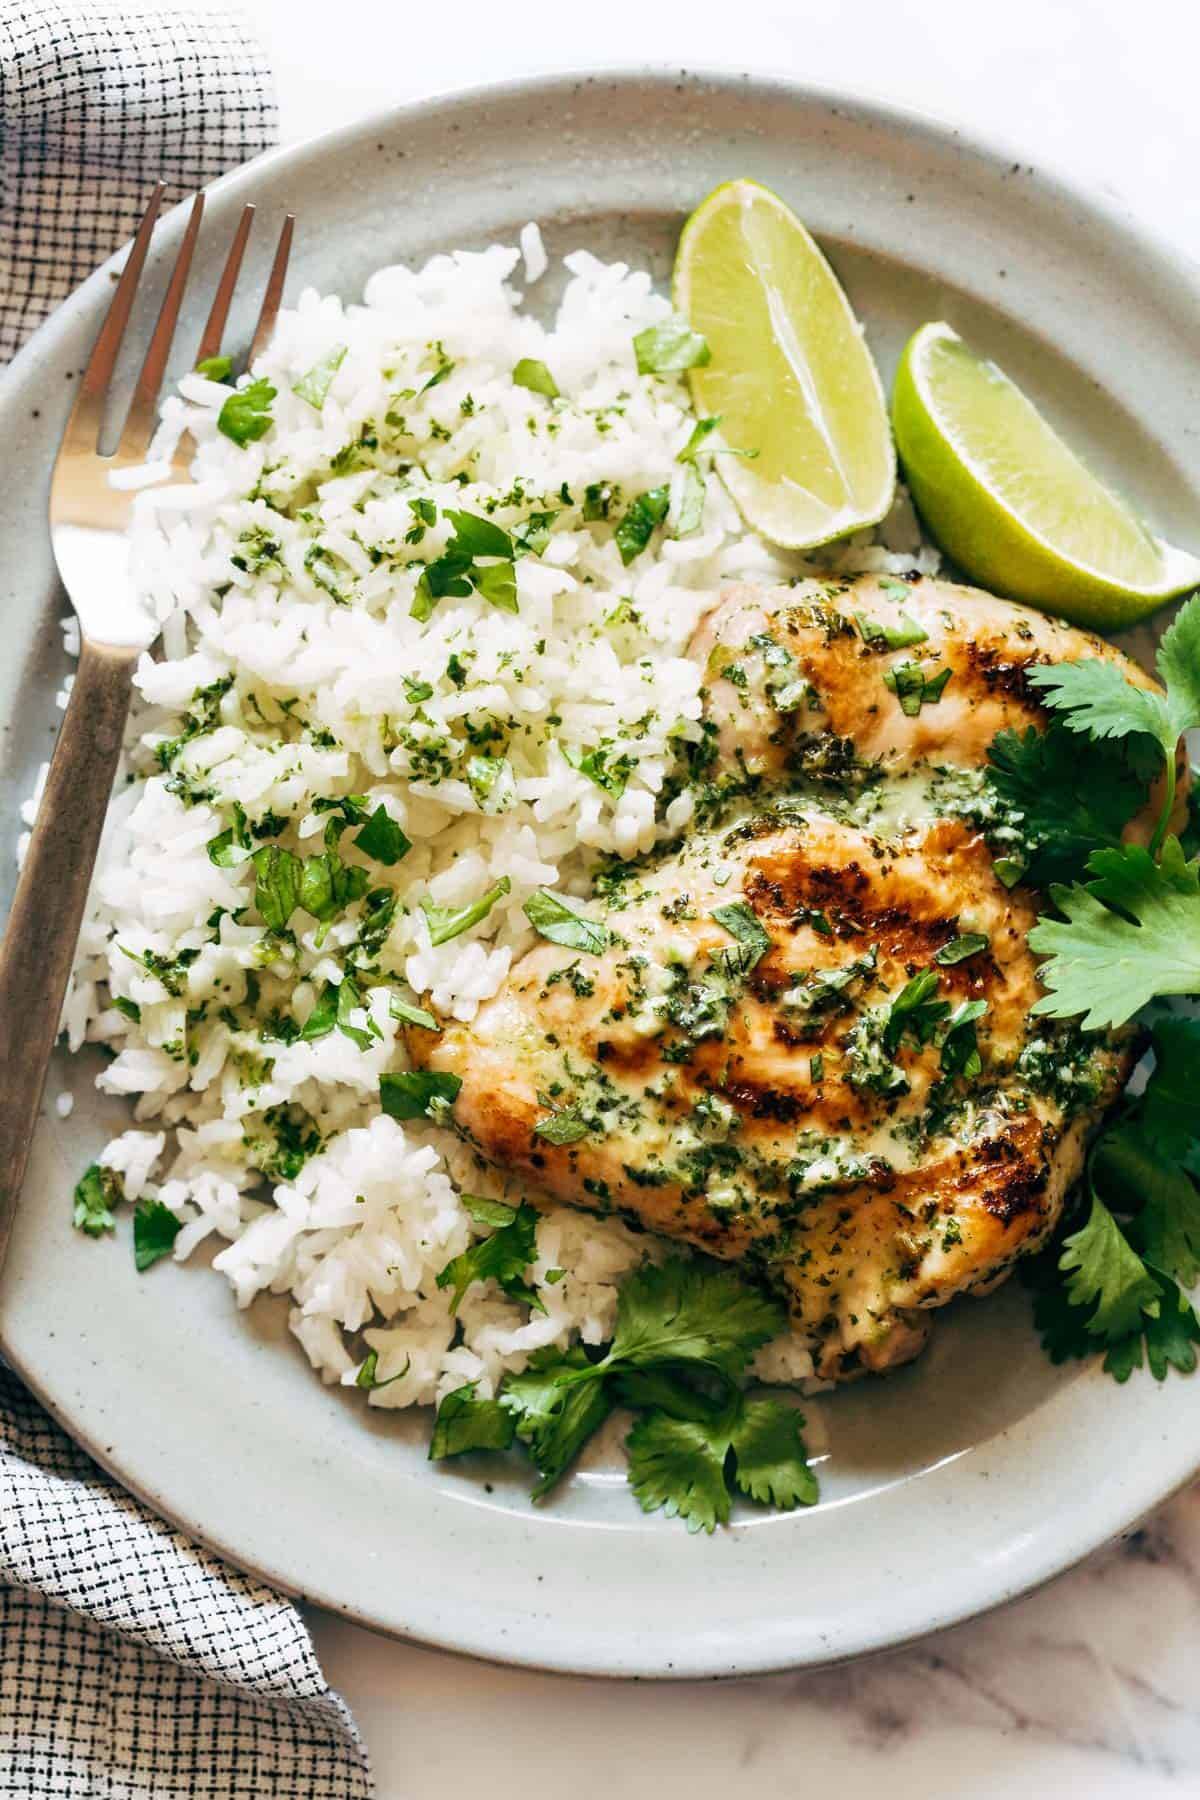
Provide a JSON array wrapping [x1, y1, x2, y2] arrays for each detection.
[[133, 1199, 182, 1271], [711, 901, 771, 976], [934, 932, 989, 965], [674, 462, 706, 536], [614, 486, 670, 566], [389, 994, 440, 1032], [533, 1104, 591, 1145], [633, 317, 711, 374], [420, 876, 511, 946], [429, 1383, 516, 1459], [292, 345, 347, 410], [300, 984, 338, 1042], [195, 354, 232, 382], [217, 378, 276, 447], [379, 1069, 463, 1120], [356, 1349, 410, 1391], [73, 1163, 122, 1237], [353, 805, 411, 867], [523, 889, 608, 954], [512, 358, 560, 398], [883, 661, 952, 716], [854, 611, 928, 651], [206, 801, 252, 868], [436, 1198, 544, 1314]]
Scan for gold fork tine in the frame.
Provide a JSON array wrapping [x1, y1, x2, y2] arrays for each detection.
[[247, 214, 295, 366], [195, 203, 255, 366], [62, 181, 166, 453], [117, 191, 206, 463]]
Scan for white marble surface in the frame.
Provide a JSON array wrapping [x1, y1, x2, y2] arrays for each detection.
[[244, 0, 1200, 1790]]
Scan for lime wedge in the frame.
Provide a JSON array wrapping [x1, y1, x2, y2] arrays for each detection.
[[892, 321, 1200, 629], [673, 179, 894, 549]]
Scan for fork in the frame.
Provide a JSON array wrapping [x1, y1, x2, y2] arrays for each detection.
[[0, 184, 294, 1275]]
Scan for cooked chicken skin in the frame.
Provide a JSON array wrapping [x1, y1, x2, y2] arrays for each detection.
[[413, 574, 1170, 1379]]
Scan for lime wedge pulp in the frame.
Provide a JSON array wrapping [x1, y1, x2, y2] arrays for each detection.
[[891, 321, 1200, 629], [673, 179, 895, 550]]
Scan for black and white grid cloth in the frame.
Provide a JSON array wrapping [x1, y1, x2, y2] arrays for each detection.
[[0, 6, 371, 1794], [0, 0, 278, 356]]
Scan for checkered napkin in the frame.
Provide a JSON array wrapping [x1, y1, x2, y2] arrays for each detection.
[[0, 7, 371, 1795]]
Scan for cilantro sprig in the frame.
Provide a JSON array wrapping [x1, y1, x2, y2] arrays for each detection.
[[1027, 1019, 1200, 1380], [429, 1256, 819, 1531], [1028, 594, 1200, 856]]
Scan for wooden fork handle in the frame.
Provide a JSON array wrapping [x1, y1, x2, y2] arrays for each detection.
[[0, 638, 137, 1274]]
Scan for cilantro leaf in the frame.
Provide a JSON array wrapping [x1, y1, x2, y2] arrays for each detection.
[[1027, 1244, 1200, 1381], [563, 743, 634, 800], [883, 660, 951, 715], [1029, 838, 1200, 1027], [985, 724, 1149, 886], [379, 1069, 462, 1120], [195, 354, 232, 382], [299, 983, 338, 1041], [523, 889, 608, 954], [678, 416, 721, 461], [939, 998, 987, 1079], [217, 379, 276, 447], [435, 1198, 544, 1314], [355, 1348, 409, 1390], [353, 804, 410, 866], [1059, 1191, 1163, 1341], [429, 1383, 517, 1459], [625, 1410, 732, 1533], [496, 1346, 615, 1496], [334, 975, 380, 1052], [420, 876, 510, 946], [1028, 596, 1200, 853], [389, 994, 440, 1032], [466, 754, 515, 813], [132, 1198, 182, 1271], [1028, 658, 1174, 752], [252, 845, 302, 932], [711, 900, 771, 976], [633, 318, 711, 374], [1139, 1016, 1200, 1172], [298, 847, 370, 926], [532, 1102, 591, 1145], [884, 969, 948, 1051], [441, 509, 513, 559], [728, 1396, 819, 1509], [1156, 594, 1200, 739], [674, 462, 705, 536], [608, 1257, 783, 1378], [512, 358, 559, 398], [854, 611, 928, 652], [73, 1163, 122, 1237], [675, 415, 758, 465], [1112, 1274, 1200, 1381], [625, 1383, 817, 1531], [293, 345, 347, 410], [614, 487, 670, 565], [471, 558, 518, 613], [934, 932, 989, 965], [206, 801, 252, 868], [1094, 1123, 1200, 1289]]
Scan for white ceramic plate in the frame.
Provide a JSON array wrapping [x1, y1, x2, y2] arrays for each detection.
[[3, 71, 1200, 1678]]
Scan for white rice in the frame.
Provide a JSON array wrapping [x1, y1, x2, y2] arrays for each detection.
[[46, 232, 936, 1408]]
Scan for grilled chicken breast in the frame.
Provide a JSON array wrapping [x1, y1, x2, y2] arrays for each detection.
[[413, 573, 1168, 1379]]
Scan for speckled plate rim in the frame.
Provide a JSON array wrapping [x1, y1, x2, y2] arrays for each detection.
[[3, 67, 1200, 1678]]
